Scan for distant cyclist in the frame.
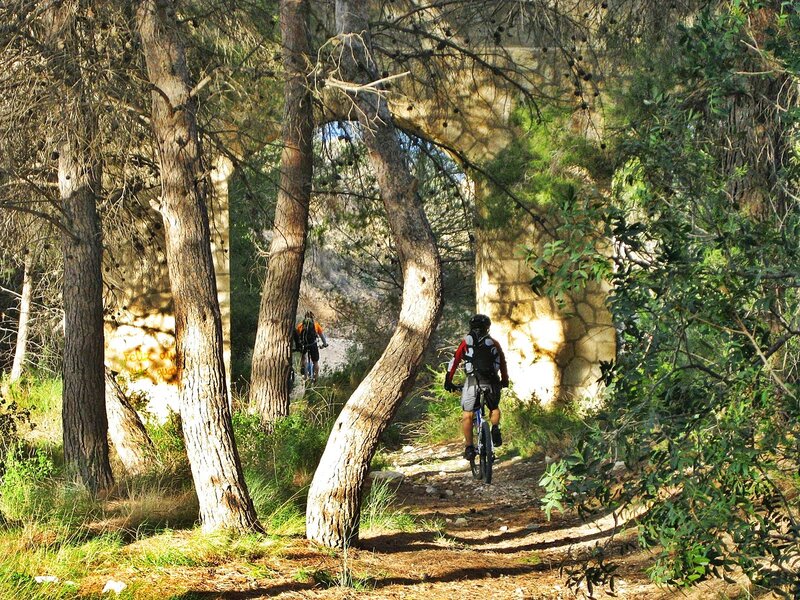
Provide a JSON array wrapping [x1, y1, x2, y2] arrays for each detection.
[[444, 313, 509, 460], [295, 310, 328, 383]]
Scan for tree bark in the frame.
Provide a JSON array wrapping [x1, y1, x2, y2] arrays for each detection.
[[135, 0, 260, 532], [9, 251, 34, 383], [105, 371, 156, 476], [249, 0, 314, 427], [305, 0, 443, 548], [59, 123, 115, 496], [46, 4, 114, 496]]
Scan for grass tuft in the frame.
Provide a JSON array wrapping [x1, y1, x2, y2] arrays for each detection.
[[361, 479, 415, 532], [503, 398, 586, 458]]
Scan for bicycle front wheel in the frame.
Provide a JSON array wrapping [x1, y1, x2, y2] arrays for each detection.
[[470, 452, 481, 479], [470, 418, 481, 479], [479, 420, 493, 484]]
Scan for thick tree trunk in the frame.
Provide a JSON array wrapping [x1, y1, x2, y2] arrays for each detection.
[[9, 251, 34, 383], [46, 1, 115, 495], [135, 0, 260, 532], [105, 371, 156, 476], [305, 0, 443, 548], [60, 122, 115, 496], [249, 0, 314, 427]]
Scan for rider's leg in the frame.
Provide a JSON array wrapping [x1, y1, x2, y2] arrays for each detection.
[[461, 411, 473, 446], [486, 383, 502, 446], [490, 407, 502, 447], [312, 360, 320, 382]]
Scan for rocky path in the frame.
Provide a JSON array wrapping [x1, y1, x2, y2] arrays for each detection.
[[166, 443, 753, 599], [348, 442, 751, 599]]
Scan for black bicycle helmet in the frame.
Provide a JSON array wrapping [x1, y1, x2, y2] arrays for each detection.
[[469, 313, 491, 332]]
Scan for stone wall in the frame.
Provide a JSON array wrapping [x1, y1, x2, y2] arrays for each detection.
[[104, 14, 615, 408], [104, 156, 233, 409], [476, 229, 615, 405]]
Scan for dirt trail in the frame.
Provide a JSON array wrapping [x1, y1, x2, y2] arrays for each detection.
[[169, 443, 753, 599]]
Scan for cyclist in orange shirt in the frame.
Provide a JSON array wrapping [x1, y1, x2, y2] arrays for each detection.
[[295, 311, 328, 383]]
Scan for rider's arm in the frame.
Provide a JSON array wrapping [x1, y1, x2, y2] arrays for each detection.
[[446, 339, 467, 383], [315, 322, 328, 346], [493, 337, 509, 386]]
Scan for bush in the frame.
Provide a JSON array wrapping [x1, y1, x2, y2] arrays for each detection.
[[147, 410, 186, 457], [0, 444, 54, 521], [408, 367, 462, 444], [1, 375, 59, 449], [0, 395, 31, 458], [233, 405, 331, 531], [503, 397, 585, 458]]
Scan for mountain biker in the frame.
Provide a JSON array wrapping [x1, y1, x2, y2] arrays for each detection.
[[295, 310, 328, 383], [444, 313, 509, 461]]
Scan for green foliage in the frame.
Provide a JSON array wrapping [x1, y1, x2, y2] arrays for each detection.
[[412, 367, 463, 444], [0, 444, 54, 521], [232, 407, 330, 531], [2, 376, 60, 446], [539, 460, 570, 520], [417, 368, 584, 460], [536, 4, 800, 596], [503, 399, 585, 459], [480, 107, 612, 232], [229, 146, 282, 389], [146, 410, 186, 458], [361, 479, 415, 532], [0, 393, 31, 457]]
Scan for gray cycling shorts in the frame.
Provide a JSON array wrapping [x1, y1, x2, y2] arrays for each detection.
[[460, 376, 500, 412]]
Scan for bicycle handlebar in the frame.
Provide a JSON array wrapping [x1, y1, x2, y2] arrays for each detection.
[[294, 341, 328, 351]]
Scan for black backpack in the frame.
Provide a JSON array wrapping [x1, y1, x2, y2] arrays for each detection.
[[300, 318, 317, 347], [467, 330, 498, 381]]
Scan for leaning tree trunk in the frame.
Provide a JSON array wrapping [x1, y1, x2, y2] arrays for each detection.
[[105, 371, 156, 476], [135, 0, 259, 532], [250, 0, 314, 427], [305, 0, 443, 548], [9, 251, 34, 383]]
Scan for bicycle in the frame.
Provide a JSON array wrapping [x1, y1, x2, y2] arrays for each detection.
[[455, 384, 494, 484], [300, 344, 314, 379], [299, 340, 327, 382]]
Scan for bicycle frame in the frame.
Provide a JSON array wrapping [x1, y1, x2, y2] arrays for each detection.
[[471, 386, 494, 483]]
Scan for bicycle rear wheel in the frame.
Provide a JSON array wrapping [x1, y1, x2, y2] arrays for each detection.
[[479, 421, 493, 484]]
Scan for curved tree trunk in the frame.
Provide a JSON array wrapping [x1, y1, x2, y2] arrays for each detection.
[[250, 0, 314, 428], [9, 251, 34, 383], [135, 0, 260, 532], [305, 0, 443, 548], [105, 371, 156, 476]]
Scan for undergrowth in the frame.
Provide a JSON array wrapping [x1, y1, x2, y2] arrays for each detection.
[[414, 367, 585, 458]]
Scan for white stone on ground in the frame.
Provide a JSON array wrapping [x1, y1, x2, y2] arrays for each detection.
[[102, 580, 127, 595]]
